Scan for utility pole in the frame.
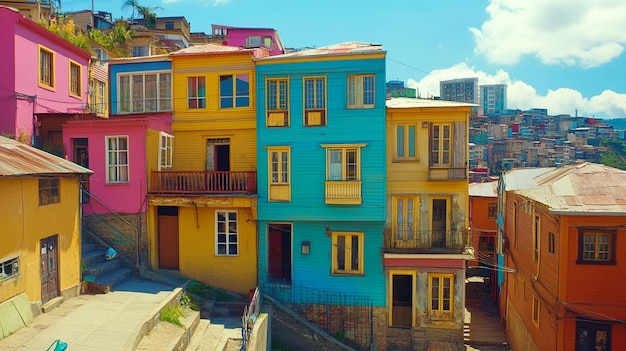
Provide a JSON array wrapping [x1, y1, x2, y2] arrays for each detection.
[[91, 0, 95, 27]]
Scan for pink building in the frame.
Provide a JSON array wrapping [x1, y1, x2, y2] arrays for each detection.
[[0, 6, 90, 153], [211, 24, 285, 56]]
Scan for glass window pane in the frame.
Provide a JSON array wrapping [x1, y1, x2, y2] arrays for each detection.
[[408, 125, 416, 157], [336, 235, 345, 270], [397, 125, 405, 157]]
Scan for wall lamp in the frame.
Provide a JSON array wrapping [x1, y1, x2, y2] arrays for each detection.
[[301, 241, 311, 255], [45, 339, 68, 351]]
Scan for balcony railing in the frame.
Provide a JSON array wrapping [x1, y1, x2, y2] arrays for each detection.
[[383, 228, 469, 254], [324, 181, 362, 204], [150, 170, 257, 194], [428, 167, 468, 180]]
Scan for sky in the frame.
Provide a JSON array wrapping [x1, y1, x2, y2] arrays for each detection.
[[60, 0, 626, 118]]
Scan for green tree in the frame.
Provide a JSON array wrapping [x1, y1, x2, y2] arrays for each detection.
[[122, 0, 162, 29]]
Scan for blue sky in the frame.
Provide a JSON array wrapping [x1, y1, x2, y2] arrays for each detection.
[[62, 0, 626, 118]]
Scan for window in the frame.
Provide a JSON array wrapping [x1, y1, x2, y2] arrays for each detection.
[[392, 196, 418, 241], [488, 203, 497, 219], [578, 230, 615, 264], [429, 273, 453, 320], [132, 45, 149, 57], [331, 232, 363, 275], [39, 45, 54, 89], [187, 76, 206, 109], [431, 124, 451, 166], [347, 74, 375, 108], [534, 215, 540, 262], [395, 124, 416, 160], [532, 295, 540, 327], [304, 77, 326, 126], [327, 147, 359, 181], [69, 60, 82, 97], [246, 36, 261, 47], [263, 37, 272, 48], [216, 211, 238, 256], [90, 79, 107, 116], [220, 74, 249, 108], [576, 321, 611, 351], [165, 21, 174, 30], [159, 132, 173, 170], [548, 232, 555, 254], [118, 72, 171, 113], [106, 136, 129, 183], [268, 147, 290, 202], [95, 48, 108, 61], [39, 178, 60, 205], [266, 78, 289, 127], [0, 256, 19, 281]]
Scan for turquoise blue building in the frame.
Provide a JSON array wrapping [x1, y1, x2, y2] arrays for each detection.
[[255, 42, 387, 349]]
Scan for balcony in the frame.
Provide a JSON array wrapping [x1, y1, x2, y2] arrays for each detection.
[[428, 167, 467, 181], [150, 171, 257, 195], [324, 181, 361, 204], [383, 228, 469, 254]]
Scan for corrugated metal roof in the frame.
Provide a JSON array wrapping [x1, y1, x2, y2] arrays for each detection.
[[263, 42, 383, 59], [0, 136, 92, 177], [171, 43, 245, 55], [386, 97, 476, 108], [515, 162, 626, 214], [469, 181, 498, 197], [502, 167, 554, 191]]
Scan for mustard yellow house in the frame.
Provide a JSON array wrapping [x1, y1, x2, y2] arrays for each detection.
[[0, 136, 91, 338], [383, 98, 474, 350], [147, 44, 266, 294]]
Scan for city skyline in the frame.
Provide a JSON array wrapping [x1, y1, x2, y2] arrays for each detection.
[[59, 0, 626, 118]]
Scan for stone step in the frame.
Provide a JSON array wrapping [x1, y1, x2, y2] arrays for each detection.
[[136, 306, 200, 351], [186, 320, 225, 351]]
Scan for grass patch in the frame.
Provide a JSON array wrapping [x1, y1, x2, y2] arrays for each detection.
[[186, 280, 237, 302], [160, 305, 186, 327]]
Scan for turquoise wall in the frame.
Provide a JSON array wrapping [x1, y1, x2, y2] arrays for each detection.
[[256, 55, 387, 306]]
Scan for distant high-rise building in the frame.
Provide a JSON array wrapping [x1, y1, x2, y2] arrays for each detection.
[[386, 80, 417, 98], [480, 84, 507, 116], [440, 77, 478, 104]]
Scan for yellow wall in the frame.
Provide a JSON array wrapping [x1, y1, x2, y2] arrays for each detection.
[[0, 177, 82, 303]]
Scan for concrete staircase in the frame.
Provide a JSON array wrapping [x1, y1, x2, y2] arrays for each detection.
[[81, 234, 134, 290]]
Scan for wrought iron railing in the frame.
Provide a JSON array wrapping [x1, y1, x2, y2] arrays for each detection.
[[383, 228, 470, 253], [240, 287, 261, 351], [259, 278, 373, 350], [150, 170, 257, 194]]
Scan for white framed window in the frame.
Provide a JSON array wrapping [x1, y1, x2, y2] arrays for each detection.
[[246, 36, 261, 47], [118, 72, 171, 113], [0, 255, 19, 281], [216, 211, 238, 256], [347, 74, 375, 108], [106, 136, 129, 183], [159, 132, 174, 170]]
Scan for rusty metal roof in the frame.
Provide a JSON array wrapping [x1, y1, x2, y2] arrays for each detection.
[[263, 42, 384, 59], [515, 162, 626, 215], [502, 167, 554, 191], [171, 43, 245, 55], [0, 136, 92, 177]]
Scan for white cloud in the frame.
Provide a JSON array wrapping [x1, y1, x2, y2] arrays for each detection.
[[407, 63, 626, 118], [469, 0, 626, 67]]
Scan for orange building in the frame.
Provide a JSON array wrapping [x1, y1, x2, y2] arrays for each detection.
[[501, 163, 626, 351], [468, 181, 498, 300]]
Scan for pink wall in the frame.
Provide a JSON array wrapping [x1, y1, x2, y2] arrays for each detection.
[[63, 116, 172, 215], [0, 7, 90, 140], [226, 28, 284, 56]]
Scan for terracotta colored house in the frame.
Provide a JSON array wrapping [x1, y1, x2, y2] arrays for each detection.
[[500, 163, 626, 351], [384, 98, 474, 350], [468, 181, 498, 268], [0, 6, 90, 155], [0, 136, 91, 339]]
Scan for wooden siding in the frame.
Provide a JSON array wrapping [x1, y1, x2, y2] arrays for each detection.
[[108, 60, 172, 115]]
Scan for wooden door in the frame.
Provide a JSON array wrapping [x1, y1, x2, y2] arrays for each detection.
[[158, 207, 179, 270], [40, 235, 59, 304], [391, 274, 413, 328], [268, 224, 291, 284]]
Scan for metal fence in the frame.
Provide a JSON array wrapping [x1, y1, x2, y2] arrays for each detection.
[[260, 279, 373, 350], [240, 287, 261, 351]]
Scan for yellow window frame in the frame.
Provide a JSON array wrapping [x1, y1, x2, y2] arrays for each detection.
[[322, 144, 364, 181], [331, 232, 364, 275], [391, 195, 419, 240], [267, 147, 291, 202], [428, 273, 453, 318], [68, 59, 82, 98], [532, 295, 540, 327], [266, 78, 289, 127], [303, 76, 326, 126], [38, 45, 55, 90]]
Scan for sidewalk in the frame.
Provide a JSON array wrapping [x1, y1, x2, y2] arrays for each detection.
[[0, 277, 181, 351]]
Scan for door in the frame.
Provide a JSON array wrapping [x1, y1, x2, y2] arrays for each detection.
[[391, 274, 413, 328], [431, 198, 448, 248], [268, 223, 291, 284], [72, 138, 90, 203], [576, 320, 610, 351], [158, 206, 179, 270], [206, 138, 231, 172], [40, 235, 59, 304]]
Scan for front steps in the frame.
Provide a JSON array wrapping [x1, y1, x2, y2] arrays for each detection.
[[81, 236, 133, 290]]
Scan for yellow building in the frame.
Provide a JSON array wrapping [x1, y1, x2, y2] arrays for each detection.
[[383, 98, 474, 350], [0, 136, 91, 338], [146, 44, 264, 294]]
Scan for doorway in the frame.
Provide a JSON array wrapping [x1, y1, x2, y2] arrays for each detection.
[[206, 138, 231, 172], [391, 273, 413, 328], [40, 235, 59, 304], [158, 206, 179, 270], [431, 198, 449, 248], [268, 223, 292, 285]]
